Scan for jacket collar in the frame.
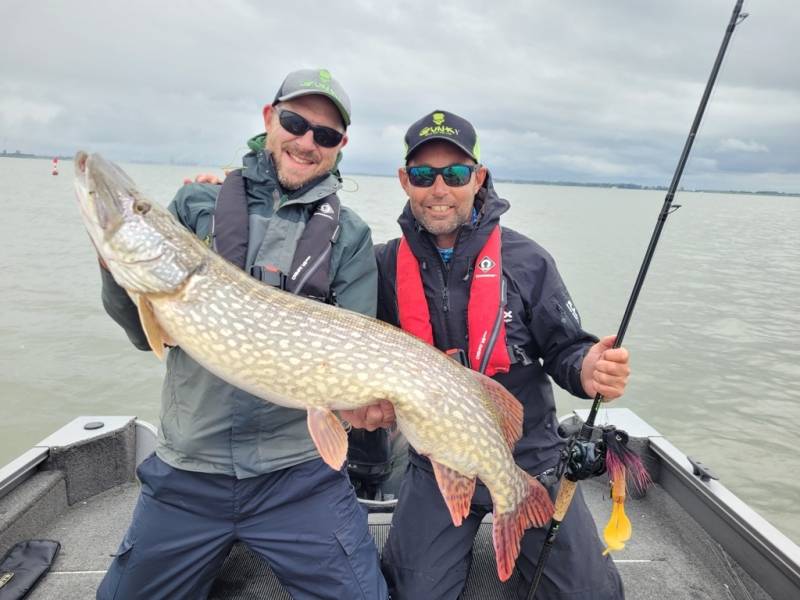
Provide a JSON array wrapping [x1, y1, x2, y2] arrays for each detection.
[[397, 170, 510, 260]]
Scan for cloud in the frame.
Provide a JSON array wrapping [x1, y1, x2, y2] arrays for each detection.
[[717, 138, 769, 153], [0, 96, 62, 125], [541, 154, 632, 178], [3, 0, 799, 193]]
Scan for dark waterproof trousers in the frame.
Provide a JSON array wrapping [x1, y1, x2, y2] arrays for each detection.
[[97, 454, 387, 600], [381, 462, 623, 600]]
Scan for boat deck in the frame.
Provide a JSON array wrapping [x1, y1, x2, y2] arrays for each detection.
[[2, 411, 796, 600], [21, 473, 768, 599]]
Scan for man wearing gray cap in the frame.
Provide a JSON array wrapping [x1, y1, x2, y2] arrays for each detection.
[[96, 69, 387, 599]]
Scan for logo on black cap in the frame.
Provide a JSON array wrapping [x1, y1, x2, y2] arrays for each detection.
[[405, 109, 480, 162], [419, 111, 460, 139]]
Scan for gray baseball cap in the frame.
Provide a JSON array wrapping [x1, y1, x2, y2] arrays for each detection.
[[273, 68, 351, 127]]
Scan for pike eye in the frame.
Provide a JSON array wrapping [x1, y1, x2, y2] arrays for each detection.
[[134, 201, 151, 215]]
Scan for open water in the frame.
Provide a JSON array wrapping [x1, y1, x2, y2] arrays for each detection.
[[1, 157, 797, 545]]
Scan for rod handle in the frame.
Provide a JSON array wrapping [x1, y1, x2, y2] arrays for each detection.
[[553, 478, 578, 521]]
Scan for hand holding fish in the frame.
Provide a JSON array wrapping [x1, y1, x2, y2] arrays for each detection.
[[580, 335, 630, 400], [340, 400, 396, 431], [183, 173, 223, 185]]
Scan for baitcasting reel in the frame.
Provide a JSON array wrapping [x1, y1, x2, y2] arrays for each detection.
[[557, 424, 632, 483]]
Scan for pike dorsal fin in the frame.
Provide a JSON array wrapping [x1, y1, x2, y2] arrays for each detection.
[[307, 408, 348, 470], [431, 460, 476, 527], [471, 371, 523, 449], [136, 296, 167, 361]]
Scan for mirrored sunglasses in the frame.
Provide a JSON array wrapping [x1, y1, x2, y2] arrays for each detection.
[[406, 164, 478, 188]]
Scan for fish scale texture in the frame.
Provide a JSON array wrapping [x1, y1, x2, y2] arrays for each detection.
[[76, 152, 554, 580]]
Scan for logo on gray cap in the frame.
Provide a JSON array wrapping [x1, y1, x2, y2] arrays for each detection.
[[274, 68, 351, 127]]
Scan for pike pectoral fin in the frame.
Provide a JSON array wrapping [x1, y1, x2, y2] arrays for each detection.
[[472, 372, 523, 448], [307, 408, 348, 470], [492, 471, 554, 581], [137, 297, 168, 360], [431, 460, 476, 527]]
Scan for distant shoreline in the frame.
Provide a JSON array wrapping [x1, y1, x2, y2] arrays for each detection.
[[347, 172, 800, 198], [3, 153, 797, 198], [2, 152, 73, 161]]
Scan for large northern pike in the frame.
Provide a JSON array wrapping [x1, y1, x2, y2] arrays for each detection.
[[73, 151, 554, 580]]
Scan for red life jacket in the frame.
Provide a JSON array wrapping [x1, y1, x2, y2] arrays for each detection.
[[396, 225, 511, 376]]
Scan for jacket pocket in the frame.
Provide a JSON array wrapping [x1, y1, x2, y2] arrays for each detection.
[[333, 505, 370, 557]]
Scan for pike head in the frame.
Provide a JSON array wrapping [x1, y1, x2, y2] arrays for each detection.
[[73, 151, 203, 295]]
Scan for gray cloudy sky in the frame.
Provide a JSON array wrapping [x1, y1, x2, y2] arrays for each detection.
[[3, 0, 799, 192]]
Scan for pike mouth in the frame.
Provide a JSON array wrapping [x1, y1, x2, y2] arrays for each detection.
[[74, 152, 128, 233], [76, 151, 89, 174]]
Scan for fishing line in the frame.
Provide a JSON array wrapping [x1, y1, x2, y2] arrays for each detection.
[[221, 146, 251, 174], [526, 2, 748, 598], [339, 177, 360, 193]]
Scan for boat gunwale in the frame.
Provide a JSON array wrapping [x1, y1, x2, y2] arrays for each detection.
[[651, 435, 800, 600]]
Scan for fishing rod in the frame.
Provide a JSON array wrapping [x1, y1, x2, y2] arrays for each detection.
[[527, 1, 748, 598]]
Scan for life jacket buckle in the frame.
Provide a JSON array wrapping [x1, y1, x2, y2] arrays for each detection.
[[251, 264, 287, 290], [445, 348, 470, 367], [510, 344, 533, 366]]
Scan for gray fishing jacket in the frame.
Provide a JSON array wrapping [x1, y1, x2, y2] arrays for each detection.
[[101, 142, 377, 478]]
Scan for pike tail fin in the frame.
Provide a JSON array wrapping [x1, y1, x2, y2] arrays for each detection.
[[492, 471, 554, 581]]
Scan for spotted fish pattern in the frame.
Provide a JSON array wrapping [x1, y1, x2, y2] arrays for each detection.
[[73, 151, 554, 581]]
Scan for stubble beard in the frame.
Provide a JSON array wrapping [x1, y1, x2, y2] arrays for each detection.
[[416, 208, 471, 240], [273, 142, 329, 191]]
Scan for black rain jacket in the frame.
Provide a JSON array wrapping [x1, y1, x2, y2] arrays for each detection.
[[375, 172, 598, 474]]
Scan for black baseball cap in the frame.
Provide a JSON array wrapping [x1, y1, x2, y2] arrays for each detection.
[[404, 110, 481, 163], [273, 68, 351, 127]]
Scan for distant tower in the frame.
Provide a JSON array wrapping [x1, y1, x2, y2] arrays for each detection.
[[52, 157, 59, 176]]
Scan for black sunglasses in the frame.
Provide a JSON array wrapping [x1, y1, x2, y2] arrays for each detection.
[[278, 109, 344, 148], [405, 164, 478, 188]]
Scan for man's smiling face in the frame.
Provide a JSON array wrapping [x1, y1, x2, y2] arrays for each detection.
[[263, 95, 347, 190], [400, 140, 486, 248]]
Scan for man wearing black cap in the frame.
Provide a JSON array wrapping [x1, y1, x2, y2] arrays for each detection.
[[344, 110, 629, 599], [97, 69, 387, 599]]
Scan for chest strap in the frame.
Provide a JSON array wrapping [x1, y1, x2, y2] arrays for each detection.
[[212, 168, 340, 303], [212, 169, 249, 269]]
